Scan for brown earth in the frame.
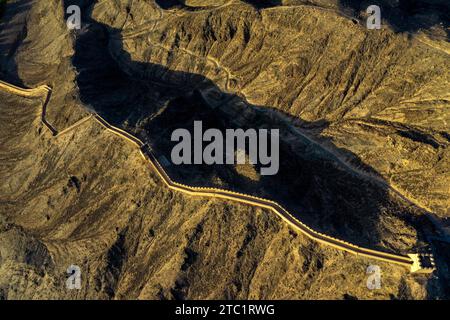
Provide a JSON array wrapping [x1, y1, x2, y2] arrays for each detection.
[[0, 0, 448, 299]]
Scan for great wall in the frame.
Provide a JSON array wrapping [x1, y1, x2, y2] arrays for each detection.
[[0, 79, 436, 273]]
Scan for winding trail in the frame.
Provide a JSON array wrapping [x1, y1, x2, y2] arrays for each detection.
[[119, 32, 439, 218], [117, 0, 448, 97], [262, 109, 438, 216], [139, 39, 236, 91], [0, 79, 418, 270]]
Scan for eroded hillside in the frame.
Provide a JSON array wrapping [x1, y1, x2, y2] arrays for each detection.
[[0, 0, 449, 299], [0, 88, 435, 300], [99, 0, 449, 215]]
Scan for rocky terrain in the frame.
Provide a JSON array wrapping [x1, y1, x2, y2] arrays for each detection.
[[0, 0, 448, 299]]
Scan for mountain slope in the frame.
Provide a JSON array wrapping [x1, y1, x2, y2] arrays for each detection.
[[0, 0, 448, 299]]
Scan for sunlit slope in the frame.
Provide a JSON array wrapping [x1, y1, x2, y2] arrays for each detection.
[[0, 90, 427, 299], [100, 0, 449, 215]]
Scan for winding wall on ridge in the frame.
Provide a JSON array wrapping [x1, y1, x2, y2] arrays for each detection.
[[0, 79, 415, 270]]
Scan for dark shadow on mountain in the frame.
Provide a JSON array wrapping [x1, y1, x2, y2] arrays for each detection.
[[154, 0, 180, 10], [426, 239, 450, 299], [242, 0, 282, 9], [339, 0, 449, 38], [155, 0, 240, 12], [0, 0, 34, 85], [0, 0, 7, 18], [155, 0, 283, 10], [64, 0, 432, 263]]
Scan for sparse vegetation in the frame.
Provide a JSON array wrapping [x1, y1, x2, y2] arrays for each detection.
[[0, 0, 448, 300]]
